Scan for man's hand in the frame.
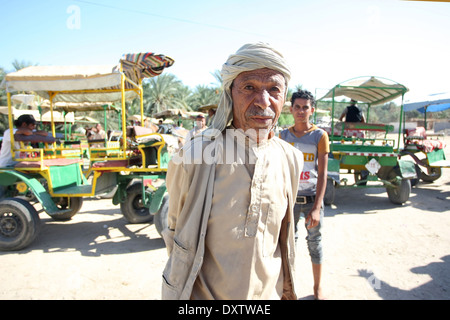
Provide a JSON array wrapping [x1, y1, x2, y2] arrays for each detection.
[[305, 207, 321, 229]]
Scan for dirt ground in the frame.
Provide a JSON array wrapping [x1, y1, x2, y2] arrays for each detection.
[[1, 137, 449, 300]]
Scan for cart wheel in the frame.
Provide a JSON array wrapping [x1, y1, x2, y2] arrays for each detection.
[[386, 170, 411, 205], [0, 198, 41, 251], [323, 178, 335, 206], [154, 194, 169, 237], [120, 183, 153, 224], [419, 167, 442, 183], [354, 170, 368, 186], [50, 197, 83, 221], [410, 164, 421, 187]]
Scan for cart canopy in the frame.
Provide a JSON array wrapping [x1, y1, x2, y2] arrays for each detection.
[[403, 92, 450, 113], [3, 52, 174, 103], [0, 106, 74, 123], [198, 104, 218, 113], [320, 76, 408, 106], [153, 108, 188, 119], [46, 101, 120, 113]]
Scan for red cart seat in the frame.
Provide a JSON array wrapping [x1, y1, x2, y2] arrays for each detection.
[[405, 127, 446, 152]]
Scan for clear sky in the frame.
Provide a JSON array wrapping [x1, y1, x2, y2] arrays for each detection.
[[1, 0, 449, 102]]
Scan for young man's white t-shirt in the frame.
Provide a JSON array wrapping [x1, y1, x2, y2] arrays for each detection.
[[0, 128, 19, 167]]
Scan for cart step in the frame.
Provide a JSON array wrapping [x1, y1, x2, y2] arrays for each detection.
[[430, 160, 450, 168], [0, 170, 72, 215], [52, 184, 93, 196]]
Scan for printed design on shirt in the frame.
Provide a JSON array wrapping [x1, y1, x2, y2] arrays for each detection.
[[289, 141, 315, 183], [294, 142, 318, 191], [303, 152, 315, 162], [281, 128, 323, 194], [284, 139, 318, 192]]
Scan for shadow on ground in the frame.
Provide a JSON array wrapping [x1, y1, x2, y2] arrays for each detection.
[[326, 180, 450, 217], [358, 255, 450, 299], [1, 198, 165, 257]]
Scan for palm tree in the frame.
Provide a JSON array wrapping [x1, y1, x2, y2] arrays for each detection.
[[173, 85, 193, 111], [0, 60, 39, 133], [0, 67, 6, 106], [286, 84, 303, 102], [188, 85, 220, 110], [143, 73, 189, 114], [0, 67, 7, 132], [210, 69, 222, 87], [11, 59, 38, 72]]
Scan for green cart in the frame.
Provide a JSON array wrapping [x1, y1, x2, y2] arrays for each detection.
[[401, 92, 450, 183], [317, 76, 417, 205]]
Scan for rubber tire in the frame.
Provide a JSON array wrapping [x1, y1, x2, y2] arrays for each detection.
[[50, 197, 83, 221], [410, 164, 424, 187], [386, 170, 411, 205], [154, 194, 169, 237], [354, 170, 369, 186], [323, 178, 335, 206], [120, 183, 153, 224], [419, 167, 442, 183], [0, 198, 41, 251]]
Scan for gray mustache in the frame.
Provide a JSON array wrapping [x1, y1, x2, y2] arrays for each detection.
[[246, 105, 276, 118]]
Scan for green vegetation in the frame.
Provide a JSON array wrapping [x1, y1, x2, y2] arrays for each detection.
[[1, 61, 448, 134]]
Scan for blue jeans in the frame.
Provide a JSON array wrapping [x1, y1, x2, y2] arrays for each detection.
[[293, 201, 324, 265]]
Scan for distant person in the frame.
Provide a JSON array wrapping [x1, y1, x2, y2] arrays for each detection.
[[0, 114, 53, 167], [280, 89, 329, 300], [157, 119, 169, 134], [86, 123, 106, 148], [339, 99, 368, 181], [72, 124, 86, 135], [207, 107, 216, 126], [90, 123, 106, 140], [184, 114, 207, 142], [339, 99, 365, 123]]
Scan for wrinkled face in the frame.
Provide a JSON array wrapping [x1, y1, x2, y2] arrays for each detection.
[[290, 98, 314, 123], [231, 68, 286, 136]]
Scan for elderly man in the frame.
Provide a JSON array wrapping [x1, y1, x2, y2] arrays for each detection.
[[162, 43, 303, 300]]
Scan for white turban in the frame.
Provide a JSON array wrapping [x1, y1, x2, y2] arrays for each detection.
[[207, 42, 291, 136]]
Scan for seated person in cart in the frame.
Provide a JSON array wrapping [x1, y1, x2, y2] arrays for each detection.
[[339, 99, 366, 123], [0, 114, 54, 168], [0, 114, 55, 197]]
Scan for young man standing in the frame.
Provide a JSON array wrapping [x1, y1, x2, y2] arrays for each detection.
[[280, 89, 329, 300]]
